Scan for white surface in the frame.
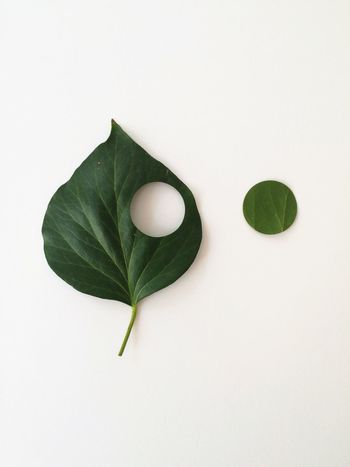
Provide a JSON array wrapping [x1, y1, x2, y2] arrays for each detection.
[[1, 1, 350, 466], [130, 182, 185, 237]]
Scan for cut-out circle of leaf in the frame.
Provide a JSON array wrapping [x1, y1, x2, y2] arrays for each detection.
[[42, 121, 202, 355], [243, 180, 297, 234]]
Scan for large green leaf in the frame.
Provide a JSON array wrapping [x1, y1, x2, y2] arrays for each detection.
[[243, 180, 297, 235], [42, 121, 202, 355]]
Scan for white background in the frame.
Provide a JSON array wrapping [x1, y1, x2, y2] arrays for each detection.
[[1, 1, 350, 466]]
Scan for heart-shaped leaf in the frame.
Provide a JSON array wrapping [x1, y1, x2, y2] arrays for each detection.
[[42, 121, 202, 355]]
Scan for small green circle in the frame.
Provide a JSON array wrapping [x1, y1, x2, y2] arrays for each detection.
[[243, 180, 297, 235]]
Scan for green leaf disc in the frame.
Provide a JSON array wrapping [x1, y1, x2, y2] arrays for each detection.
[[243, 180, 297, 235], [42, 121, 202, 355]]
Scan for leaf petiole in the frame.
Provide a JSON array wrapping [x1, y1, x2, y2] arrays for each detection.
[[118, 303, 137, 356]]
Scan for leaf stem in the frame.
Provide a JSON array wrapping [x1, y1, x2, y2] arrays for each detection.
[[118, 304, 137, 356]]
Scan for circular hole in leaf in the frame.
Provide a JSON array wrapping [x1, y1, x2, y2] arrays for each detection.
[[243, 180, 297, 235], [130, 182, 185, 237]]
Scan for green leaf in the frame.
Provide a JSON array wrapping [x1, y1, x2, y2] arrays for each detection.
[[42, 121, 202, 355], [243, 180, 297, 235]]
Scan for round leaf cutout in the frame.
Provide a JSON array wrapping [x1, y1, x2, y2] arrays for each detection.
[[243, 180, 297, 234], [42, 121, 202, 355]]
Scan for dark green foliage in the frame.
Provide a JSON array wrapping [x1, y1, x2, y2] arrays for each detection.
[[42, 121, 202, 354]]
